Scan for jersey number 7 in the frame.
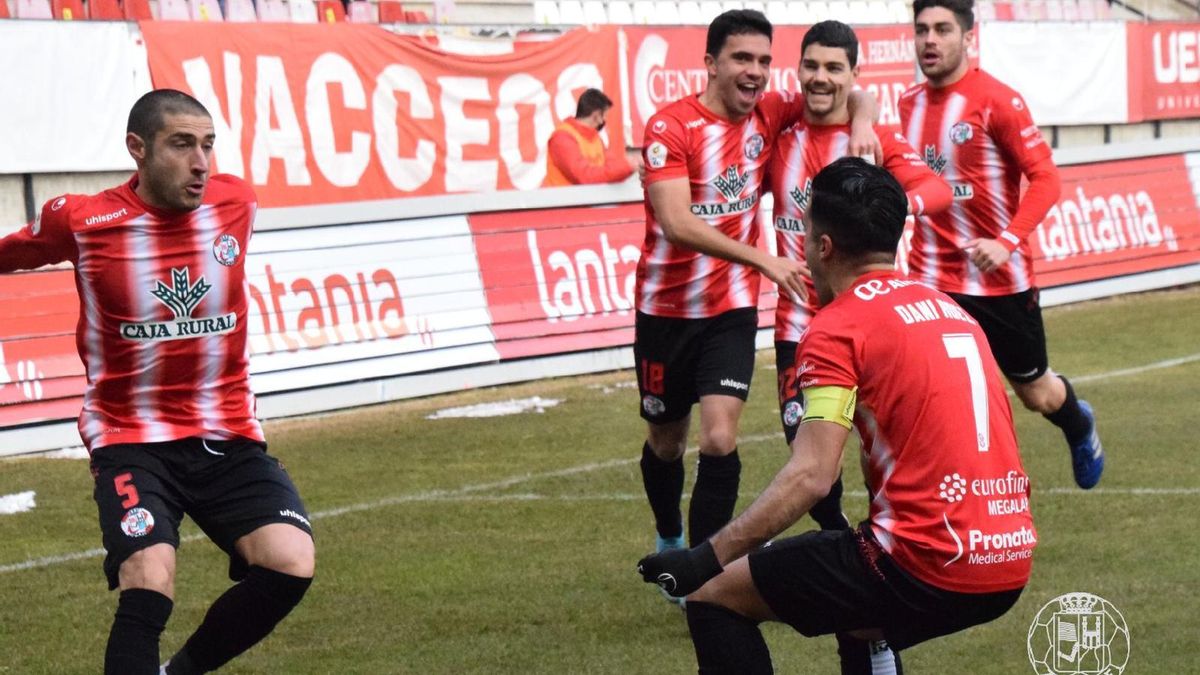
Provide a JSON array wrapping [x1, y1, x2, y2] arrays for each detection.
[[942, 333, 990, 453]]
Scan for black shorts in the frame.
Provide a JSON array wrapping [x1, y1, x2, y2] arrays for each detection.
[[774, 340, 803, 444], [948, 288, 1048, 384], [91, 437, 312, 590], [634, 307, 758, 423], [748, 526, 1023, 651]]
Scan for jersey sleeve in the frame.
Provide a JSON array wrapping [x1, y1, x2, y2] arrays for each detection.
[[795, 312, 859, 391], [0, 196, 78, 273], [986, 91, 1061, 250], [881, 129, 952, 216], [642, 112, 690, 185], [770, 89, 808, 134]]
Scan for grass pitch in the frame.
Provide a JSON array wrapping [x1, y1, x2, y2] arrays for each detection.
[[1, 286, 1198, 674]]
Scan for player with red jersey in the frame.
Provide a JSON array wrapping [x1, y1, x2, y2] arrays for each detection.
[[633, 10, 881, 608], [0, 90, 313, 675], [900, 0, 1103, 489], [769, 20, 952, 534], [639, 158, 1034, 674]]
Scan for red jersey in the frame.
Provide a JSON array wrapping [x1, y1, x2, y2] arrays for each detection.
[[0, 174, 264, 452], [797, 270, 1036, 592], [637, 91, 805, 318], [769, 123, 951, 342], [899, 68, 1054, 296]]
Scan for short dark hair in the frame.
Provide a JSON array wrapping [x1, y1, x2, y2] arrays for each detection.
[[576, 88, 613, 118], [913, 0, 974, 30], [706, 9, 772, 58], [801, 20, 859, 68], [127, 89, 210, 143], [809, 157, 908, 258]]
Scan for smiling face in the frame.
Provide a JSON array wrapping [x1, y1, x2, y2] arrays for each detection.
[[799, 43, 859, 124], [128, 112, 215, 212], [703, 32, 773, 122], [914, 6, 973, 87]]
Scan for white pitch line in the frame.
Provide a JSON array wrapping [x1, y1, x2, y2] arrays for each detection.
[[3, 352, 1198, 575]]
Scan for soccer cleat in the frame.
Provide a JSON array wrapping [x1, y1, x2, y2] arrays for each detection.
[[655, 534, 687, 608], [1069, 400, 1104, 489]]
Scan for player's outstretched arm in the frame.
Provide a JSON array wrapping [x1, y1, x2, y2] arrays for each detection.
[[0, 198, 77, 274], [648, 177, 809, 301]]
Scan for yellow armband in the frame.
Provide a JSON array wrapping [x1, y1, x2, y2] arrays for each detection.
[[800, 385, 857, 430]]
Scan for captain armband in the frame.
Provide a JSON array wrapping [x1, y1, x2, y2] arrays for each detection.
[[800, 385, 858, 430]]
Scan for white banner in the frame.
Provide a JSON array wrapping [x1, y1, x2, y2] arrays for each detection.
[[979, 21, 1129, 125], [0, 22, 150, 173]]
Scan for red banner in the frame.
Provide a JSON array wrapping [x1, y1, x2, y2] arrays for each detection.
[[624, 25, 918, 143], [140, 23, 625, 207], [1126, 22, 1200, 122]]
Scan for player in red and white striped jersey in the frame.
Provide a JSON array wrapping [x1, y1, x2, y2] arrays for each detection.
[[900, 0, 1104, 490], [640, 158, 1032, 674], [633, 11, 882, 609], [0, 90, 313, 675]]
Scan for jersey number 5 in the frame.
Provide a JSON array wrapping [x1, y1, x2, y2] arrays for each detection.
[[942, 333, 990, 453]]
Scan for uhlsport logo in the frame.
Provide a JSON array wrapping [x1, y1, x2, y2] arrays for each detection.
[[1027, 592, 1129, 674]]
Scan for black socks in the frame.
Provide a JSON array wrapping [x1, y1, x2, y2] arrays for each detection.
[[687, 601, 773, 674], [1043, 375, 1091, 443], [836, 633, 904, 675], [105, 588, 173, 675], [689, 450, 741, 547], [640, 442, 685, 539], [166, 566, 312, 675]]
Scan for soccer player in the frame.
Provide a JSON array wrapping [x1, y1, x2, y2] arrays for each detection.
[[770, 19, 952, 523], [0, 90, 314, 674], [767, 20, 953, 671], [900, 0, 1104, 488], [634, 9, 880, 606], [638, 157, 1036, 673]]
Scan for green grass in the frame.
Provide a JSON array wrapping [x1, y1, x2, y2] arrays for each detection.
[[1, 286, 1198, 674]]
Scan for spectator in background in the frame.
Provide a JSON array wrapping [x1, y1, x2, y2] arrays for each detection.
[[544, 88, 639, 187]]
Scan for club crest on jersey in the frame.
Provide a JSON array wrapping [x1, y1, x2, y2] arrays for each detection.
[[923, 145, 948, 176], [120, 507, 155, 538], [711, 165, 750, 201], [120, 267, 237, 342], [949, 122, 973, 145], [213, 234, 241, 266], [744, 134, 765, 160]]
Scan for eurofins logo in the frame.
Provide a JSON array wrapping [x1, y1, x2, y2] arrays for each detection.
[[119, 267, 236, 342]]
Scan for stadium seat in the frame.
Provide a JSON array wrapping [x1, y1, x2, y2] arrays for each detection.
[[1061, 0, 1080, 19], [14, 0, 53, 17], [317, 0, 344, 20], [190, 0, 223, 20], [807, 0, 831, 20], [224, 0, 257, 20], [158, 0, 191, 19], [558, 0, 584, 23], [87, 0, 124, 19], [677, 0, 702, 22], [698, 0, 722, 20], [581, 0, 606, 23], [886, 0, 907, 21], [377, 0, 404, 20], [0, 0, 8, 18], [607, 0, 633, 22], [346, 0, 376, 20], [742, 0, 764, 13], [847, 0, 871, 22], [975, 0, 996, 18], [288, 0, 318, 21], [256, 0, 289, 19], [721, 0, 743, 12], [825, 0, 848, 20], [865, 0, 890, 22], [1044, 0, 1063, 19], [52, 0, 83, 18], [764, 0, 788, 22], [405, 8, 427, 20], [532, 0, 557, 21], [653, 0, 679, 22], [631, 0, 654, 22], [122, 0, 152, 18]]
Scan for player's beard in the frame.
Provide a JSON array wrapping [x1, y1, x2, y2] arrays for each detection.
[[144, 147, 204, 212]]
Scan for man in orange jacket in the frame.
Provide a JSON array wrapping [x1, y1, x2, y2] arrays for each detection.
[[545, 89, 640, 186]]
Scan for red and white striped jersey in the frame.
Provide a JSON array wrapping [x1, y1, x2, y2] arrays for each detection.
[[796, 270, 1035, 593], [0, 174, 264, 452], [637, 91, 805, 318], [900, 68, 1053, 296], [769, 122, 951, 342]]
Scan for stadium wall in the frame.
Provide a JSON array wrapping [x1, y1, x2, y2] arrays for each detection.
[[2, 138, 1199, 456]]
